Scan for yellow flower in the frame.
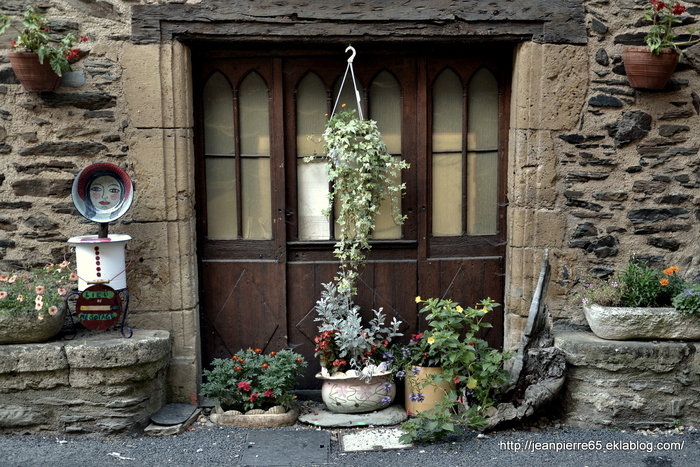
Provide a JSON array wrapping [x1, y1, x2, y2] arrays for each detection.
[[415, 296, 421, 303], [482, 306, 489, 313], [427, 337, 435, 345], [455, 305, 463, 313]]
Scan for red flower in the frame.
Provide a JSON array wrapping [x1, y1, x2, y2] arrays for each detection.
[[295, 358, 303, 363], [270, 351, 277, 356], [672, 3, 685, 15], [651, 1, 666, 11], [248, 392, 259, 402], [411, 333, 424, 342], [234, 366, 242, 371], [232, 355, 239, 361], [80, 36, 89, 42], [261, 363, 269, 369], [65, 48, 81, 61], [453, 376, 461, 384], [255, 348, 263, 354], [237, 381, 251, 391], [264, 389, 275, 398]]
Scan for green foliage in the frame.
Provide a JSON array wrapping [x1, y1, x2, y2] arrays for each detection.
[[200, 349, 307, 412], [312, 108, 409, 294], [672, 282, 700, 316], [0, 6, 88, 76], [313, 281, 402, 374], [642, 1, 700, 55], [390, 297, 512, 442], [0, 262, 76, 317], [572, 261, 690, 308]]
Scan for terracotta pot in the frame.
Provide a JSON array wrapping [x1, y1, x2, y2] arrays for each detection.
[[404, 366, 455, 415], [8, 51, 61, 92], [0, 302, 67, 344], [622, 46, 679, 90], [316, 370, 395, 413], [583, 303, 700, 340]]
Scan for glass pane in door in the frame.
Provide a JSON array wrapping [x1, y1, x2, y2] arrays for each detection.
[[432, 69, 463, 236]]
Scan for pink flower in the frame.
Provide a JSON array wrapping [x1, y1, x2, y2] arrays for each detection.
[[264, 389, 275, 398], [37, 314, 44, 321], [248, 393, 259, 402], [35, 286, 45, 294], [237, 381, 251, 392], [57, 288, 67, 296], [48, 306, 59, 316]]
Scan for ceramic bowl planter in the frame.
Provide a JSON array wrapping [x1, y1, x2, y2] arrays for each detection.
[[583, 303, 700, 340], [0, 302, 67, 344], [8, 52, 61, 92], [209, 405, 299, 427], [622, 46, 679, 90], [317, 369, 395, 413], [404, 366, 455, 415]]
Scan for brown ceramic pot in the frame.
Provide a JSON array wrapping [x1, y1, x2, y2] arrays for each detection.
[[8, 51, 61, 92], [622, 46, 679, 90]]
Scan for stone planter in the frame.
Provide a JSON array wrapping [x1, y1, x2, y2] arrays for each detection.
[[316, 369, 395, 414], [209, 405, 299, 427], [0, 302, 67, 345], [404, 366, 455, 415], [583, 303, 700, 340]]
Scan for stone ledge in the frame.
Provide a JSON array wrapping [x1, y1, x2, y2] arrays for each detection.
[[0, 329, 171, 434], [554, 324, 700, 430]]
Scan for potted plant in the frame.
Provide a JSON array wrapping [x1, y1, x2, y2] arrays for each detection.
[[308, 105, 408, 413], [201, 348, 307, 427], [0, 5, 88, 91], [0, 261, 77, 344], [389, 296, 512, 442], [313, 281, 402, 413], [623, 1, 700, 89], [573, 260, 700, 340]]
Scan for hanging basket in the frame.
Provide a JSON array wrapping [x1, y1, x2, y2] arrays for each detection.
[[8, 51, 61, 92], [622, 46, 679, 90]]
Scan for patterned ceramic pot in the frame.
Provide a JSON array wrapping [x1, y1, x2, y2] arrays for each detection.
[[317, 369, 395, 414]]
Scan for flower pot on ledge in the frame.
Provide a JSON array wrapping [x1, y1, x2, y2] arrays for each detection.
[[622, 46, 679, 90], [8, 51, 61, 92], [316, 369, 395, 414], [583, 303, 700, 340]]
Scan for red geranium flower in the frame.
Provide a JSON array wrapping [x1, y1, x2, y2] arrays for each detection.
[[237, 381, 251, 391]]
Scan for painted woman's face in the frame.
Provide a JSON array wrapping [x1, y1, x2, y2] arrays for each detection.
[[89, 175, 122, 211]]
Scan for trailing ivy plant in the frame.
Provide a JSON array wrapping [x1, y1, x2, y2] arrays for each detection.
[[314, 107, 409, 294]]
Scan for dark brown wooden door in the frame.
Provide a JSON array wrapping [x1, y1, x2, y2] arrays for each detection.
[[194, 46, 511, 387]]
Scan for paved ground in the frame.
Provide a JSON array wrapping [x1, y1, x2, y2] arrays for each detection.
[[1, 417, 698, 466]]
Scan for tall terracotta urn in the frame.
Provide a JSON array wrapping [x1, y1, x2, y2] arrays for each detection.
[[622, 46, 679, 90], [8, 52, 61, 92]]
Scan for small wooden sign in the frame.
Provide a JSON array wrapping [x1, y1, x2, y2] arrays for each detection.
[[75, 284, 122, 330]]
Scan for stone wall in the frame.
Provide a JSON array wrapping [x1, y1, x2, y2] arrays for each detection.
[[555, 325, 700, 429], [0, 330, 170, 434]]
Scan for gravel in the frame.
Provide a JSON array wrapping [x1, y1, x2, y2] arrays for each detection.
[[1, 416, 699, 467]]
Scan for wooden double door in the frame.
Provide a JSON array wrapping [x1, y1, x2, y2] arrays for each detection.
[[194, 46, 511, 386]]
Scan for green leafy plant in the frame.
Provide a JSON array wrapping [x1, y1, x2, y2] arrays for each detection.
[[643, 1, 700, 55], [200, 348, 307, 413], [0, 5, 88, 76], [311, 107, 409, 294], [313, 280, 402, 375], [672, 281, 700, 316], [390, 297, 512, 442], [0, 261, 76, 318], [573, 261, 693, 308]]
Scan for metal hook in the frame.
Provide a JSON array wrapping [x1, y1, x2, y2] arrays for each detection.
[[345, 45, 356, 63]]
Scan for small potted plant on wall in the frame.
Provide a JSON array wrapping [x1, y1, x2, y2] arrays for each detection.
[[308, 105, 409, 413], [573, 260, 700, 340], [0, 5, 88, 92], [623, 0, 700, 89], [0, 262, 77, 344]]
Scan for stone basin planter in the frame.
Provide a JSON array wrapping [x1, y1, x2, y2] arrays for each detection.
[[209, 405, 299, 427], [0, 302, 67, 344], [583, 303, 700, 340]]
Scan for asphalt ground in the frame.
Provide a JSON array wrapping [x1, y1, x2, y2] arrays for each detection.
[[0, 417, 698, 467]]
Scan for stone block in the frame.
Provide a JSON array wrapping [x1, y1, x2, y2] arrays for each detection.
[[508, 208, 565, 248], [167, 355, 201, 404], [511, 42, 587, 131], [508, 129, 558, 209]]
